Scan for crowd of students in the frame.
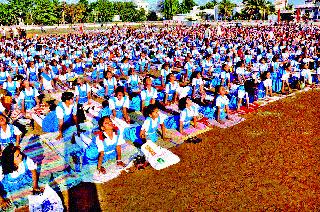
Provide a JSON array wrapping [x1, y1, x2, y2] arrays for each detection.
[[0, 23, 319, 209]]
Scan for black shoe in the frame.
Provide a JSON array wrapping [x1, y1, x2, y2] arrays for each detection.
[[192, 137, 202, 144]]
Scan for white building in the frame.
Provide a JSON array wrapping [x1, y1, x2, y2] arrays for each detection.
[[173, 6, 218, 21], [295, 0, 320, 19], [275, 0, 287, 10]]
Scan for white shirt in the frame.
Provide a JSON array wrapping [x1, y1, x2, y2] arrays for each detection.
[[141, 113, 167, 132], [180, 106, 198, 123], [192, 78, 204, 86], [18, 88, 39, 100], [215, 95, 229, 107], [0, 157, 36, 181], [109, 96, 129, 110], [96, 132, 119, 153], [3, 81, 20, 90], [75, 84, 91, 96], [127, 75, 140, 84], [236, 67, 245, 75], [141, 87, 158, 101], [165, 81, 179, 94], [56, 102, 77, 119], [0, 124, 22, 139], [104, 78, 117, 87], [264, 78, 272, 87], [0, 102, 5, 113], [161, 69, 171, 78]]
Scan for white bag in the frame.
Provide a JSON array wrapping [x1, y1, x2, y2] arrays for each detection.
[[28, 184, 64, 212], [141, 140, 180, 170]]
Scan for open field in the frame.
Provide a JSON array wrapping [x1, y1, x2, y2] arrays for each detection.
[[50, 89, 320, 211]]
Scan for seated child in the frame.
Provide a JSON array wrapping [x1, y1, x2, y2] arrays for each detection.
[[263, 72, 273, 97], [0, 114, 21, 150], [0, 144, 43, 210], [178, 97, 199, 135], [140, 77, 158, 112], [164, 73, 179, 105], [215, 86, 232, 124], [84, 116, 126, 172], [109, 86, 130, 123], [140, 104, 169, 143]]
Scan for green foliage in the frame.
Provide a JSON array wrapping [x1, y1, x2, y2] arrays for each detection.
[[163, 0, 179, 19], [199, 0, 218, 10], [242, 0, 275, 20], [0, 0, 148, 25], [147, 11, 158, 21], [218, 0, 236, 19]]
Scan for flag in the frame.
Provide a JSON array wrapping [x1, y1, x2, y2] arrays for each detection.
[[296, 9, 300, 22]]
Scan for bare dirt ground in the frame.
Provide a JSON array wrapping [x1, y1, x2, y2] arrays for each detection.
[[55, 89, 319, 211]]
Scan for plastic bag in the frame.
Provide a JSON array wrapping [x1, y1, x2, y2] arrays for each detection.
[[28, 184, 64, 212], [141, 140, 180, 170]]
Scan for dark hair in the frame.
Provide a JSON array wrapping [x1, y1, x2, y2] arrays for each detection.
[[61, 92, 74, 102], [178, 97, 188, 111], [97, 116, 118, 137], [190, 71, 201, 83], [102, 100, 109, 108], [143, 104, 158, 118], [1, 144, 26, 175], [166, 73, 174, 84], [215, 85, 224, 96], [115, 86, 125, 96]]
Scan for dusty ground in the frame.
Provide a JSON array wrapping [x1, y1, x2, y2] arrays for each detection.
[[53, 89, 319, 211]]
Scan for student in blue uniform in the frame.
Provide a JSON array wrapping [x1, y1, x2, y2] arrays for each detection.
[[0, 114, 21, 151], [140, 104, 169, 143], [55, 92, 78, 140], [127, 69, 141, 93], [84, 116, 126, 172], [140, 77, 158, 112], [0, 144, 43, 209], [119, 57, 132, 76], [3, 75, 19, 97], [18, 80, 39, 115], [109, 86, 130, 123], [103, 71, 118, 97], [164, 73, 179, 105], [215, 86, 232, 124], [75, 77, 91, 105], [178, 97, 199, 135]]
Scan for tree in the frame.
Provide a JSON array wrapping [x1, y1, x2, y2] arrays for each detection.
[[94, 0, 114, 22], [0, 3, 14, 25], [218, 0, 236, 19], [31, 0, 60, 25], [163, 0, 179, 19], [147, 11, 158, 21], [183, 0, 197, 11], [200, 0, 218, 10], [243, 0, 275, 20]]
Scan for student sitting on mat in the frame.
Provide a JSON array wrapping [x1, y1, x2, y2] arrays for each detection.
[[0, 144, 43, 211], [164, 73, 179, 105], [0, 114, 21, 151], [215, 86, 232, 124], [178, 97, 199, 135], [140, 104, 170, 143], [109, 86, 130, 124], [55, 92, 79, 140], [84, 116, 126, 172], [140, 77, 158, 113]]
